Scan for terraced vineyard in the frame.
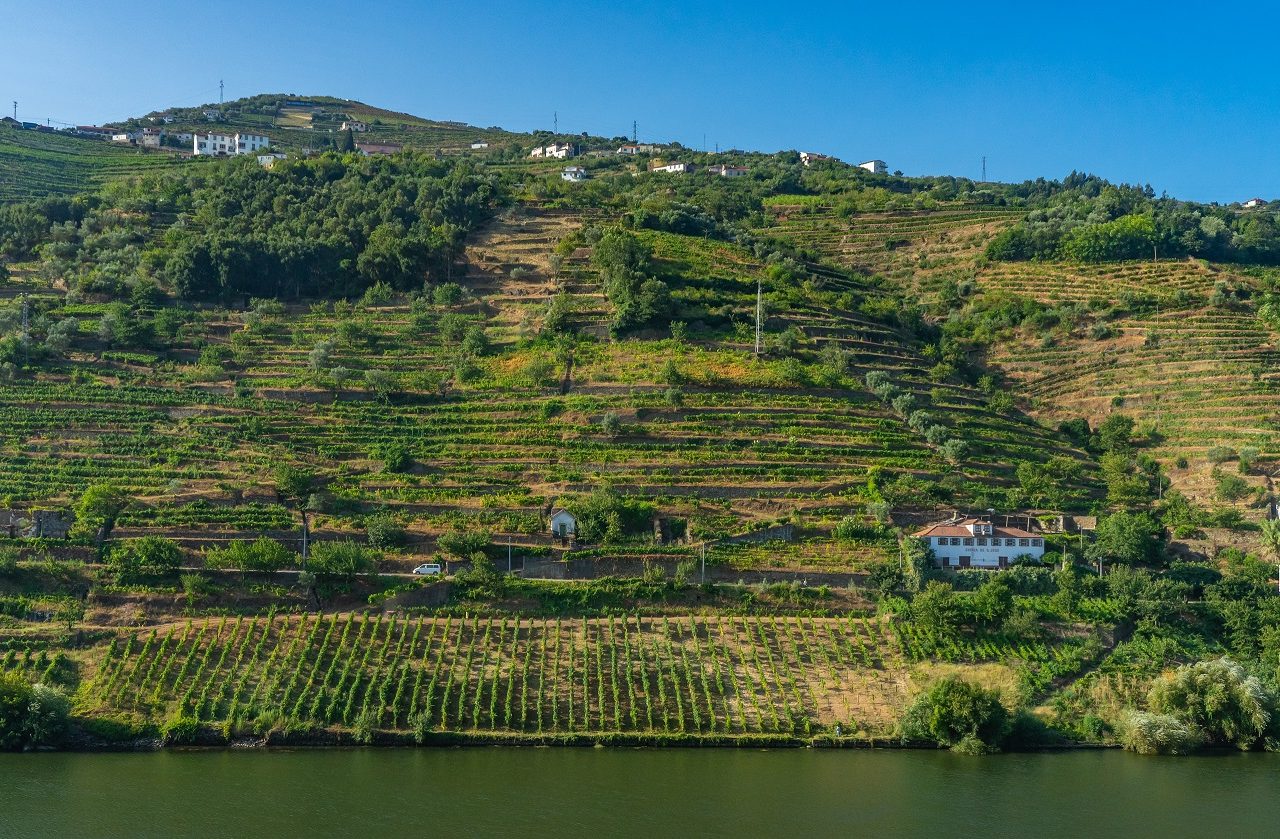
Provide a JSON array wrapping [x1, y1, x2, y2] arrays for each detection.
[[757, 204, 1023, 296], [0, 125, 186, 201], [0, 203, 1094, 568], [994, 303, 1280, 500], [82, 612, 1090, 738]]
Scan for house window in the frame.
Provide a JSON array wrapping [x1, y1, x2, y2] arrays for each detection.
[[1031, 538, 1043, 547], [963, 538, 974, 546], [977, 537, 987, 546], [952, 538, 962, 546], [1006, 538, 1018, 547], [1019, 538, 1029, 547]]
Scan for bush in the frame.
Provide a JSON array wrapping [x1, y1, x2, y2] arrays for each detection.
[[436, 529, 489, 559], [204, 537, 295, 573], [1119, 711, 1203, 755], [910, 581, 960, 632], [1147, 658, 1274, 750], [370, 442, 411, 473], [309, 540, 379, 579], [365, 515, 406, 551], [0, 673, 71, 750], [110, 536, 182, 577], [162, 715, 200, 745], [899, 677, 1009, 752]]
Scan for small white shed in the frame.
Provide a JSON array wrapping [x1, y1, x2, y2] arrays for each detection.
[[549, 509, 577, 539]]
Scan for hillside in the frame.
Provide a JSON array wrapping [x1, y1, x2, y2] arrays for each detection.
[[0, 123, 185, 201], [0, 95, 1278, 756]]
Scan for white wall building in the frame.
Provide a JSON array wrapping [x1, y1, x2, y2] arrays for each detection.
[[618, 143, 660, 155], [707, 164, 748, 178], [549, 509, 578, 539], [858, 159, 888, 174], [913, 517, 1045, 570], [257, 152, 288, 168], [193, 132, 271, 156], [530, 142, 576, 159], [340, 121, 368, 132], [470, 141, 489, 149], [1243, 197, 1267, 209], [651, 161, 694, 174], [800, 151, 833, 167], [110, 131, 139, 144], [561, 165, 588, 182]]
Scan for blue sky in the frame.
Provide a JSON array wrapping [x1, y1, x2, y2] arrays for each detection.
[[1, 1, 1273, 202]]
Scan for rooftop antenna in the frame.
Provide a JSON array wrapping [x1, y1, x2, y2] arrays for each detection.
[[754, 277, 763, 358]]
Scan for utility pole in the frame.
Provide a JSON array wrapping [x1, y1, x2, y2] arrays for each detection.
[[219, 80, 224, 104], [981, 156, 986, 182], [554, 111, 558, 134], [11, 101, 16, 121], [754, 277, 763, 357], [508, 535, 513, 573], [700, 544, 706, 584], [632, 120, 637, 143]]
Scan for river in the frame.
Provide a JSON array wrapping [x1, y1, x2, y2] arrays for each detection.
[[1, 748, 1275, 838]]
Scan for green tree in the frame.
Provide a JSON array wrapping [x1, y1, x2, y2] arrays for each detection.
[[111, 536, 182, 577], [911, 581, 960, 633], [970, 575, 1014, 626], [436, 529, 489, 559], [899, 677, 1009, 753], [339, 127, 356, 153], [1087, 511, 1161, 566], [309, 540, 378, 580], [75, 483, 130, 547]]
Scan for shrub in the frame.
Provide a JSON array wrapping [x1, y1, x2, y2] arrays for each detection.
[[899, 677, 1009, 752], [436, 529, 489, 559], [204, 538, 295, 573], [309, 541, 380, 579], [0, 673, 71, 750], [1119, 711, 1203, 755], [1147, 658, 1274, 750], [910, 581, 960, 632], [0, 546, 18, 577], [370, 442, 411, 473], [162, 715, 200, 746], [111, 536, 182, 577], [365, 515, 406, 551], [1205, 445, 1236, 465]]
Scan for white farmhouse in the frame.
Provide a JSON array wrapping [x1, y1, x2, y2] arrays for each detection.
[[1243, 197, 1267, 209], [193, 132, 271, 156], [257, 152, 288, 168], [799, 151, 833, 167], [549, 509, 578, 539], [913, 517, 1045, 570], [110, 131, 139, 144], [470, 141, 489, 149], [858, 159, 887, 174], [618, 143, 660, 155], [530, 142, 576, 159], [707, 164, 748, 178], [340, 120, 368, 132], [650, 161, 694, 174], [561, 165, 588, 182]]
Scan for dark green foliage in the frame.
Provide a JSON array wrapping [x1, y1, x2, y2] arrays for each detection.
[[110, 536, 182, 577], [900, 677, 1009, 752], [592, 228, 671, 333], [436, 529, 490, 559], [568, 489, 655, 543], [365, 515, 406, 551], [0, 672, 71, 750], [1087, 511, 1161, 566], [204, 537, 295, 573], [309, 540, 379, 579]]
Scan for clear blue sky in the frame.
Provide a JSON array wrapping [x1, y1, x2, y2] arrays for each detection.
[[2, 0, 1273, 202]]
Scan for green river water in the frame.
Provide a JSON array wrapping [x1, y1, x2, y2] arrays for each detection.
[[1, 748, 1275, 838]]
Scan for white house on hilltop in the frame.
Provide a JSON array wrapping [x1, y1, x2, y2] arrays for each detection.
[[549, 509, 578, 539], [913, 517, 1044, 570], [799, 151, 833, 167], [707, 163, 748, 178], [858, 159, 887, 174], [1243, 197, 1267, 209], [194, 132, 271, 156], [650, 161, 694, 174], [340, 120, 367, 132], [561, 165, 588, 182], [530, 142, 576, 159]]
